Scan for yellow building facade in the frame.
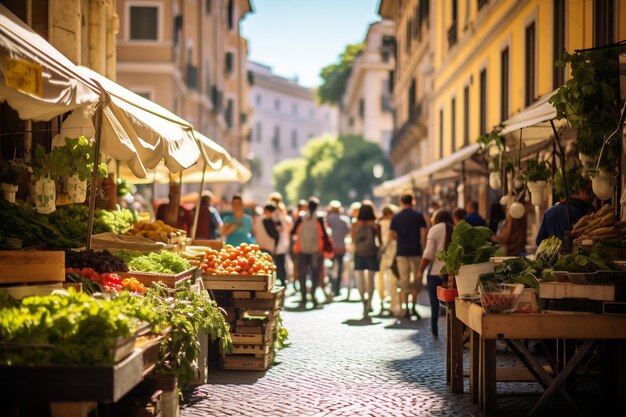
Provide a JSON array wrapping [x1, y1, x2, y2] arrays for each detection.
[[380, 0, 626, 210]]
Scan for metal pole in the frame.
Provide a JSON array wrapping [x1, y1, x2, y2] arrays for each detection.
[[191, 162, 207, 240], [550, 120, 572, 235], [86, 99, 104, 250]]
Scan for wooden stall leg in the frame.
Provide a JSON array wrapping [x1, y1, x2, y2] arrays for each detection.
[[470, 330, 480, 403], [481, 338, 497, 415], [450, 309, 464, 393], [446, 306, 452, 386]]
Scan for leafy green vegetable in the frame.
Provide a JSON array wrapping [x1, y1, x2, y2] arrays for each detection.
[[553, 252, 614, 273], [436, 220, 499, 275], [122, 250, 191, 274], [478, 257, 541, 289]]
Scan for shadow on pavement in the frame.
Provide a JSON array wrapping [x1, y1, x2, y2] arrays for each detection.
[[383, 318, 424, 330], [342, 318, 383, 326]]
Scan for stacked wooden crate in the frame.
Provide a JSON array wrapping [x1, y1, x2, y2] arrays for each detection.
[[203, 273, 284, 371]]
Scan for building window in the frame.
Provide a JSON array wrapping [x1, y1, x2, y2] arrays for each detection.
[[133, 90, 152, 100], [463, 85, 470, 146], [173, 14, 182, 46], [292, 103, 297, 115], [553, 0, 566, 88], [405, 18, 412, 54], [439, 109, 444, 159], [594, 0, 614, 47], [479, 68, 487, 134], [525, 22, 536, 106], [129, 6, 158, 41], [408, 78, 416, 118], [256, 122, 262, 142], [227, 0, 235, 30], [500, 47, 509, 122], [205, 0, 211, 15], [359, 98, 365, 118], [274, 99, 280, 111], [448, 0, 458, 48], [272, 126, 280, 151], [291, 129, 298, 149], [225, 52, 234, 73], [255, 94, 261, 106], [451, 97, 456, 152], [225, 99, 234, 129]]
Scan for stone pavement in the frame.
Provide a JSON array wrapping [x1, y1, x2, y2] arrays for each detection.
[[181, 290, 611, 417]]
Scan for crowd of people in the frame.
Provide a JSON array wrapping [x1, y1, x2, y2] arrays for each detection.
[[153, 173, 598, 338]]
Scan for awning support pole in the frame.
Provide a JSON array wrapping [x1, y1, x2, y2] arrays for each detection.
[[86, 96, 105, 250], [191, 162, 207, 240], [550, 120, 572, 245]]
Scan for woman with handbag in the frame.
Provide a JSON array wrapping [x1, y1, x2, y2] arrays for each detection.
[[352, 200, 380, 319]]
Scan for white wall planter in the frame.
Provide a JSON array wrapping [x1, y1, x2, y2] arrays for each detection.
[[456, 262, 494, 297], [591, 169, 614, 201], [527, 180, 548, 206], [1, 183, 18, 203], [489, 172, 501, 190], [66, 174, 87, 203], [32, 176, 56, 214]]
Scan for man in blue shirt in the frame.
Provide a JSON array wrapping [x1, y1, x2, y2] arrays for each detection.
[[464, 201, 488, 227], [390, 193, 427, 318], [536, 181, 595, 246]]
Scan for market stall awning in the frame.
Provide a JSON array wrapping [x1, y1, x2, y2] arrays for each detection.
[[0, 4, 97, 120], [374, 143, 482, 197], [76, 66, 201, 178]]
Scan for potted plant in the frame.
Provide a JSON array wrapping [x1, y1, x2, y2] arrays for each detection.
[[0, 160, 22, 203], [436, 220, 499, 297], [56, 136, 108, 203], [549, 47, 625, 178], [31, 145, 69, 214], [524, 159, 551, 205], [478, 126, 506, 191]]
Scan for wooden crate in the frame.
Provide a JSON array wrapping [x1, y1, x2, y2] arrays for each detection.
[[232, 291, 252, 299], [0, 251, 65, 284], [233, 297, 282, 310], [221, 352, 274, 371], [230, 344, 271, 356], [118, 267, 197, 287], [202, 273, 275, 291], [540, 282, 616, 301], [231, 328, 274, 345]]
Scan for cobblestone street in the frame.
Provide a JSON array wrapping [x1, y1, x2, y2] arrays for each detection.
[[181, 291, 610, 417]]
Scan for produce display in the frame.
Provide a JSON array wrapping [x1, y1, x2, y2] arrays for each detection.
[[0, 290, 140, 366], [201, 243, 277, 275], [552, 252, 615, 273], [124, 220, 185, 243], [65, 268, 146, 294], [436, 220, 499, 275], [571, 204, 626, 244], [480, 257, 541, 289], [535, 236, 562, 266], [65, 249, 128, 273], [478, 282, 524, 313], [117, 250, 191, 274]]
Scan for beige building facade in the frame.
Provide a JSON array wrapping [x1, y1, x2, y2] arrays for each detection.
[[340, 20, 395, 153], [116, 0, 252, 162]]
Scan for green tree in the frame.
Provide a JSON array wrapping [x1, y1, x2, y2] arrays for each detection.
[[273, 135, 393, 205], [318, 43, 364, 105]]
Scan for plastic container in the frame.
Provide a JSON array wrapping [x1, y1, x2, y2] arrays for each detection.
[[456, 262, 494, 297], [479, 282, 524, 313]]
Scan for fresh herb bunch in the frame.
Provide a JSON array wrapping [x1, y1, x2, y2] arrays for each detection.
[[57, 136, 108, 181], [116, 282, 232, 391], [273, 315, 290, 353], [436, 220, 499, 275], [553, 252, 614, 273], [525, 159, 551, 182], [479, 257, 541, 289], [123, 250, 191, 274], [32, 145, 68, 180], [0, 160, 21, 185]]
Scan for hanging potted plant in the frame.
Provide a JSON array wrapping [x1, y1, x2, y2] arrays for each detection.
[[31, 146, 68, 214], [524, 159, 551, 205], [478, 125, 505, 191], [549, 47, 625, 194], [0, 160, 22, 203], [57, 136, 108, 203]]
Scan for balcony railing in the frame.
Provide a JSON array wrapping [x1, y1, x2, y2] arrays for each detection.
[[447, 21, 458, 48], [390, 101, 424, 151]]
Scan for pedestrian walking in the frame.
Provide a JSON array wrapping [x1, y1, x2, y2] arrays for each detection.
[[195, 191, 223, 240], [352, 200, 380, 319], [344, 201, 361, 301], [254, 203, 280, 254], [269, 192, 291, 288], [325, 200, 351, 299], [418, 209, 454, 337], [376, 204, 400, 316], [452, 207, 467, 225], [390, 193, 427, 319], [464, 201, 487, 227], [291, 197, 331, 308], [222, 194, 253, 246], [156, 184, 193, 232]]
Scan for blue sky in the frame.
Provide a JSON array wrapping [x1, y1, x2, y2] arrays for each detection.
[[242, 0, 381, 88]]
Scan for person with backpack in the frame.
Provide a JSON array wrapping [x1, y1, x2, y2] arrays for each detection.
[[291, 197, 331, 308], [418, 209, 454, 337], [352, 200, 380, 319]]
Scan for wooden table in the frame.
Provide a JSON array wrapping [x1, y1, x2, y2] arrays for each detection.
[[454, 299, 626, 416], [437, 286, 463, 393]]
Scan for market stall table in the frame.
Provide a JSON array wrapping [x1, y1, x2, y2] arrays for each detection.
[[454, 298, 626, 416]]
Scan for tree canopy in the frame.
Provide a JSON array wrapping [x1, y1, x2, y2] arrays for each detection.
[[318, 43, 364, 105], [272, 135, 393, 206]]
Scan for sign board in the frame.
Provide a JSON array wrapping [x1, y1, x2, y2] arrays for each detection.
[[4, 57, 43, 96]]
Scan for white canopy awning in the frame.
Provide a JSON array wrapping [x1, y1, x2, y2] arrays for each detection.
[[76, 66, 201, 178], [0, 4, 97, 120], [374, 143, 481, 197]]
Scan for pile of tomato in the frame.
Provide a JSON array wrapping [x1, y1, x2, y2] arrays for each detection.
[[201, 243, 276, 275], [65, 268, 146, 294]]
